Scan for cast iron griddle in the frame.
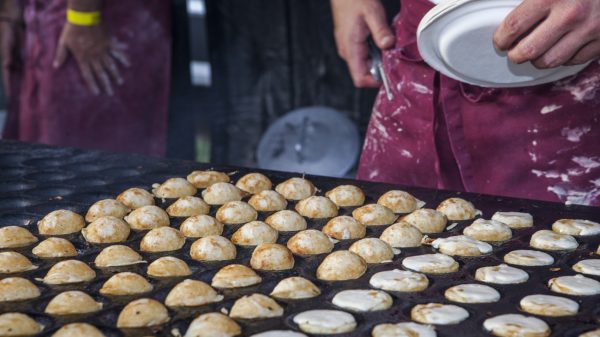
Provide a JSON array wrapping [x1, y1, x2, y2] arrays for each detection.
[[0, 140, 599, 337]]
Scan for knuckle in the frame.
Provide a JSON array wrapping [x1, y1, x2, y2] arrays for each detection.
[[503, 15, 522, 37], [562, 2, 588, 24]]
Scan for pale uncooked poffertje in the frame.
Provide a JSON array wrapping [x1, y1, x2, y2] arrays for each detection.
[[165, 279, 223, 307], [248, 190, 288, 212], [520, 294, 579, 317], [548, 274, 600, 296], [124, 205, 170, 231], [44, 291, 102, 315], [483, 314, 550, 337], [42, 260, 95, 285], [463, 218, 512, 242], [211, 264, 262, 289], [444, 284, 500, 304], [377, 190, 425, 214], [402, 209, 448, 233], [369, 269, 429, 292], [275, 177, 316, 201], [316, 250, 367, 281], [236, 172, 272, 194], [411, 303, 469, 325], [270, 276, 321, 299], [166, 196, 210, 217], [94, 245, 144, 268], [530, 230, 579, 251], [349, 238, 395, 263], [0, 313, 43, 337], [503, 250, 554, 267], [180, 215, 223, 238], [573, 259, 600, 276], [82, 216, 130, 243], [183, 312, 241, 337], [116, 298, 170, 328], [202, 182, 244, 205], [371, 322, 436, 337], [0, 277, 40, 302], [352, 204, 397, 226], [187, 170, 231, 189], [322, 216, 366, 240], [491, 211, 533, 229], [231, 221, 278, 246], [295, 196, 339, 219], [436, 197, 480, 221], [265, 210, 307, 232], [32, 237, 77, 259], [325, 185, 365, 207], [140, 226, 185, 253], [152, 177, 197, 198], [0, 226, 37, 249], [147, 256, 192, 278], [190, 235, 236, 261], [251, 243, 295, 271], [100, 272, 153, 296], [552, 219, 600, 236], [117, 187, 155, 210], [402, 253, 459, 274], [380, 222, 423, 248], [229, 293, 284, 319], [51, 323, 106, 337], [293, 309, 357, 334], [332, 289, 393, 312], [0, 252, 37, 274], [287, 229, 334, 255], [475, 264, 529, 285], [216, 201, 258, 225], [85, 199, 130, 222], [38, 209, 85, 236], [431, 235, 493, 257]]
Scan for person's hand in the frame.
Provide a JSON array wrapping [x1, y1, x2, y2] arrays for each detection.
[[331, 0, 395, 87], [54, 23, 129, 96], [494, 0, 600, 69]]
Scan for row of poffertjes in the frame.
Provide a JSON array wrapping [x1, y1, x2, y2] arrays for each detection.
[[1, 171, 600, 337]]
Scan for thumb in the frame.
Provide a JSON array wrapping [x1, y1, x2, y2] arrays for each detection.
[[53, 43, 68, 69], [363, 4, 395, 50]]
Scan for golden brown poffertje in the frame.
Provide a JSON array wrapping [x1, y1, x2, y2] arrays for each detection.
[[51, 323, 106, 337], [250, 243, 295, 271], [379, 222, 423, 248], [85, 199, 130, 222], [248, 190, 288, 212], [152, 177, 197, 198], [0, 313, 44, 336], [140, 227, 185, 252], [183, 312, 241, 337], [436, 197, 480, 221], [265, 210, 307, 232], [463, 219, 512, 242], [190, 235, 237, 261], [124, 205, 170, 230], [349, 238, 395, 263], [401, 208, 448, 233], [100, 272, 153, 296], [187, 170, 230, 189], [231, 221, 278, 246], [165, 279, 223, 307], [82, 216, 130, 243], [215, 201, 257, 225], [38, 209, 85, 236], [0, 226, 38, 249], [316, 250, 367, 281], [202, 182, 244, 205], [94, 245, 145, 268], [275, 177, 316, 201], [236, 172, 272, 194], [166, 196, 210, 217], [0, 252, 37, 274], [179, 215, 223, 238], [295, 196, 338, 219], [116, 298, 170, 328], [322, 216, 366, 240], [287, 230, 334, 255], [229, 294, 284, 319], [32, 238, 77, 258], [325, 185, 365, 207], [147, 256, 192, 278], [377, 190, 425, 214], [0, 277, 40, 302], [44, 291, 102, 315], [42, 260, 95, 285], [211, 264, 262, 289], [270, 276, 321, 300], [352, 204, 397, 226], [117, 187, 155, 209]]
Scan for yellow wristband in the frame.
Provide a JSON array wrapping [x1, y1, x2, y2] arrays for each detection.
[[67, 9, 101, 26]]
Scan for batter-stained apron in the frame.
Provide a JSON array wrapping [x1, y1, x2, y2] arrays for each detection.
[[357, 0, 600, 206], [2, 0, 171, 156]]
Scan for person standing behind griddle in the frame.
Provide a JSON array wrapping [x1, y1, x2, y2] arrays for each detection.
[[0, 0, 171, 156], [332, 0, 600, 206]]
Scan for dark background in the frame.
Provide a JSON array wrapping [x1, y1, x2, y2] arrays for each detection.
[[167, 0, 401, 168]]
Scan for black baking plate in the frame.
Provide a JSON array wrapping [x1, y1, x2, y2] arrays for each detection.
[[0, 140, 599, 337]]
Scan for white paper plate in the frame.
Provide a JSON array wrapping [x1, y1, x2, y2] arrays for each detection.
[[417, 0, 589, 87]]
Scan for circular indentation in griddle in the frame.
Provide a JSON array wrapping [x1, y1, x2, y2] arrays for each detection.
[[0, 197, 42, 212], [27, 186, 76, 198], [62, 177, 111, 188], [99, 168, 143, 178], [61, 162, 114, 173], [22, 157, 65, 167], [25, 171, 77, 182], [29, 201, 88, 216], [0, 212, 39, 226], [0, 168, 29, 178], [0, 153, 28, 167], [68, 192, 118, 204], [0, 180, 36, 193]]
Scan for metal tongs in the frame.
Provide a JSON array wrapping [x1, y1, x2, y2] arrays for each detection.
[[368, 39, 393, 101]]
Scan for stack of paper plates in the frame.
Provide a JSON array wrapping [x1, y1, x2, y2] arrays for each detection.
[[417, 0, 589, 87]]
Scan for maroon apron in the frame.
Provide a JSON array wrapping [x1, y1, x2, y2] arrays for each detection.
[[357, 0, 600, 206], [2, 0, 171, 156]]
